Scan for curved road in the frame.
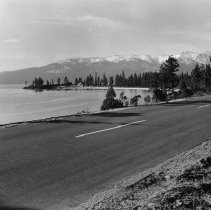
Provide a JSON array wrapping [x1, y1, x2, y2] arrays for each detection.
[[0, 95, 211, 209]]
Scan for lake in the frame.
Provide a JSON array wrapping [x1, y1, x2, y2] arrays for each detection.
[[0, 85, 152, 125]]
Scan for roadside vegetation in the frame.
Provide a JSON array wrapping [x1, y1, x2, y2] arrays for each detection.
[[101, 86, 123, 111], [100, 56, 211, 110]]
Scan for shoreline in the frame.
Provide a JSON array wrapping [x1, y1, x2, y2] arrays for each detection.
[[3, 86, 207, 127], [63, 86, 150, 91], [0, 105, 137, 129], [0, 97, 190, 129], [2, 89, 208, 128], [23, 85, 151, 91], [0, 85, 152, 127]]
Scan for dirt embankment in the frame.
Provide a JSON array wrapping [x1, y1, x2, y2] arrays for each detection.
[[78, 139, 211, 209]]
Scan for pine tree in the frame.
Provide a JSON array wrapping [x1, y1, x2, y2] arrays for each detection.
[[179, 80, 186, 91], [101, 85, 123, 110], [141, 73, 147, 87], [85, 74, 94, 86], [78, 77, 83, 84], [205, 64, 211, 90], [150, 72, 160, 88], [97, 76, 100, 86], [74, 78, 79, 85], [64, 76, 69, 84], [191, 64, 203, 90], [115, 74, 120, 87], [121, 71, 126, 86], [128, 74, 133, 87], [34, 77, 38, 87], [134, 73, 138, 87], [46, 80, 50, 86], [102, 73, 108, 86], [37, 77, 44, 87], [94, 72, 98, 86], [109, 76, 114, 86], [138, 74, 142, 87], [159, 56, 180, 90], [57, 77, 61, 86], [106, 85, 116, 98]]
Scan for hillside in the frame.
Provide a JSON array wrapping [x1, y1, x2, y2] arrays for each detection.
[[0, 51, 210, 84]]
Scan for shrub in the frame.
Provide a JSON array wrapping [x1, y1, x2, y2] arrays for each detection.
[[144, 95, 151, 104], [185, 88, 194, 97], [200, 156, 211, 169], [201, 183, 211, 194], [101, 86, 123, 110], [179, 87, 194, 98], [101, 98, 114, 110], [178, 78, 193, 98], [112, 99, 123, 108], [153, 89, 167, 101], [170, 89, 194, 99], [106, 86, 116, 98], [177, 165, 205, 182], [124, 99, 129, 107], [130, 95, 141, 106], [120, 93, 129, 107], [101, 98, 123, 110]]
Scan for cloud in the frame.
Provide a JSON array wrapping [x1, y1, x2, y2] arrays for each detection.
[[29, 15, 119, 29], [204, 21, 211, 28], [4, 38, 20, 43], [31, 16, 75, 26]]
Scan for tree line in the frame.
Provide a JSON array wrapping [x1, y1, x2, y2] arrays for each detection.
[[74, 57, 211, 91], [29, 76, 72, 89], [27, 56, 211, 93], [100, 56, 211, 110]]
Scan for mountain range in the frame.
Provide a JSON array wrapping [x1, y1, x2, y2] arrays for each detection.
[[0, 51, 211, 84]]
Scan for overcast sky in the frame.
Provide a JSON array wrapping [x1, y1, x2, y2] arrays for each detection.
[[0, 0, 211, 71]]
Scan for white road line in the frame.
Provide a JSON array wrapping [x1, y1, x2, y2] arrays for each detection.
[[75, 120, 146, 138], [198, 104, 210, 108]]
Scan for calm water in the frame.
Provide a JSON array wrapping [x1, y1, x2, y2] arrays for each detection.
[[0, 85, 152, 124]]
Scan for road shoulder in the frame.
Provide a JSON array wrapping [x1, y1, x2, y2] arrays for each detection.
[[78, 138, 211, 209]]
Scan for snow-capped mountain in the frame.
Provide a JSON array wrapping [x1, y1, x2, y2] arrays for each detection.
[[57, 51, 211, 65], [0, 51, 211, 84], [57, 54, 157, 64]]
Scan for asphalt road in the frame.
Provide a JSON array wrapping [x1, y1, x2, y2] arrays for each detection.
[[0, 95, 211, 209]]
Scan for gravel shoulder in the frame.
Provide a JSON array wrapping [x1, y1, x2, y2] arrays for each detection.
[[78, 138, 211, 209]]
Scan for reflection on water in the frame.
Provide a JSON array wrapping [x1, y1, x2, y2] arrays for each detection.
[[0, 85, 152, 124]]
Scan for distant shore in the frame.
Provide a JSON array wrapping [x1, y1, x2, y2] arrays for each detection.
[[63, 86, 150, 90], [23, 85, 150, 91]]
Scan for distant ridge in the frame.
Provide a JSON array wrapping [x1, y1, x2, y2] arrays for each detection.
[[0, 51, 210, 84]]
